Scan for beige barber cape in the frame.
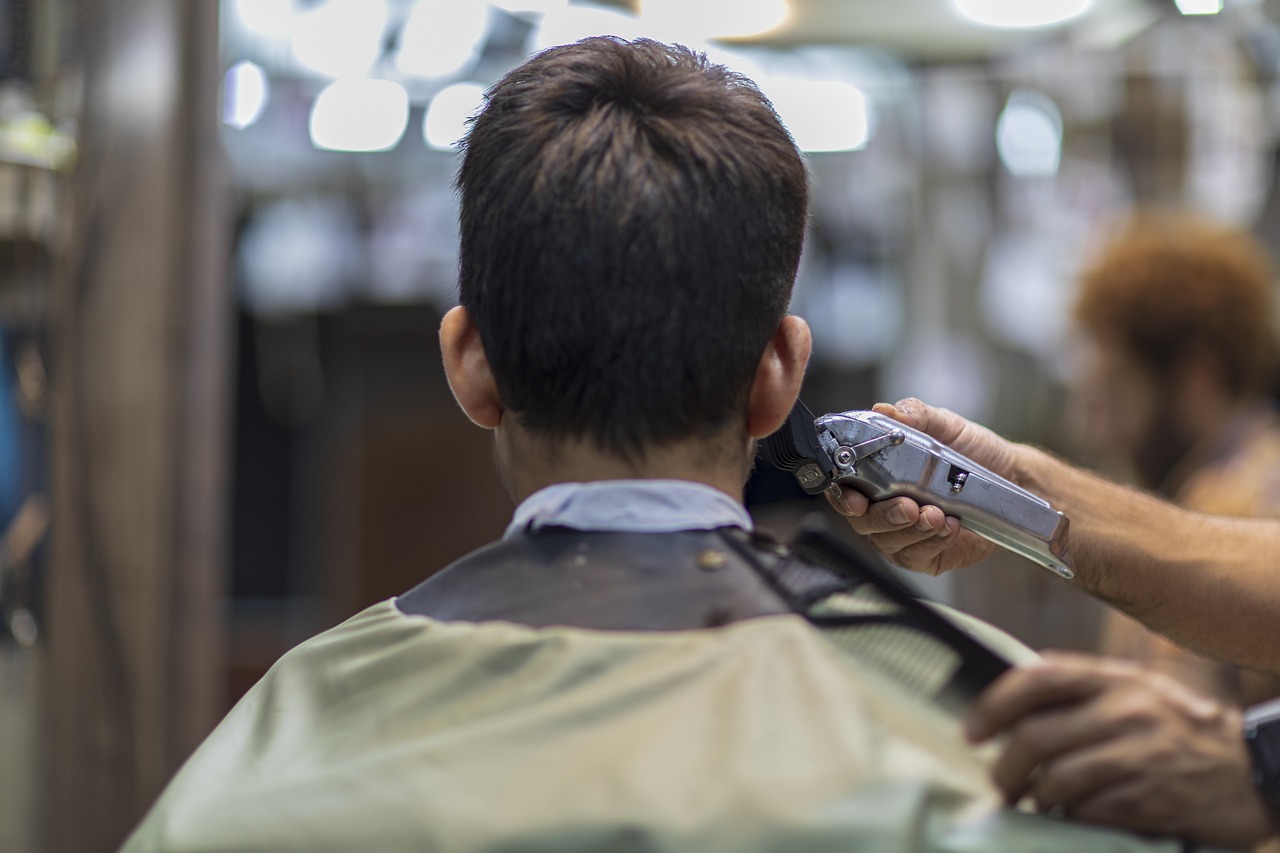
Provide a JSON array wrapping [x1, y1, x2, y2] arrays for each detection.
[[122, 598, 1202, 852]]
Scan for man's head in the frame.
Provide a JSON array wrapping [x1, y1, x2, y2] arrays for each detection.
[[1070, 210, 1278, 489], [441, 38, 811, 495]]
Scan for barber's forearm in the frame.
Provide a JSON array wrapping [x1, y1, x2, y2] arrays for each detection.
[[1016, 444, 1280, 672]]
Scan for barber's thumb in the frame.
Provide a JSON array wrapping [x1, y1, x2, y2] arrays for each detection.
[[872, 398, 929, 430], [871, 402, 905, 421]]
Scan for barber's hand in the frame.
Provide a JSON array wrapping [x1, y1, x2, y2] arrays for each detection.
[[965, 652, 1276, 849], [824, 398, 1025, 575]]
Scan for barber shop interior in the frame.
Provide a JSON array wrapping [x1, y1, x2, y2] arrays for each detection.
[[11, 0, 1280, 850]]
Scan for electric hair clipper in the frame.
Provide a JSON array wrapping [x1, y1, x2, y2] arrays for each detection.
[[761, 401, 1074, 579]]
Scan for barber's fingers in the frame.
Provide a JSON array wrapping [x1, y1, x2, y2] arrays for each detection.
[[1045, 708, 1270, 850], [876, 397, 1024, 482], [989, 702, 1122, 804], [824, 484, 868, 518], [873, 398, 967, 446], [969, 654, 1195, 802], [969, 655, 1270, 848], [828, 494, 922, 531], [1050, 713, 1271, 850], [828, 494, 953, 542], [965, 654, 1129, 743], [1029, 739, 1149, 815], [1049, 774, 1178, 836], [834, 500, 974, 576]]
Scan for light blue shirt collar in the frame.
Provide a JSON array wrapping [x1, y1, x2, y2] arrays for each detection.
[[504, 479, 753, 539]]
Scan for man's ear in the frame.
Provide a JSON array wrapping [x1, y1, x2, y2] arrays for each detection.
[[439, 306, 503, 429], [746, 315, 812, 438]]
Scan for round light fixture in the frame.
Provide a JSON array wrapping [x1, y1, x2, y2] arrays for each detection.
[[952, 0, 1091, 29], [424, 83, 488, 151], [309, 79, 409, 152], [996, 90, 1063, 177], [223, 61, 270, 130], [292, 0, 389, 79], [764, 79, 871, 153]]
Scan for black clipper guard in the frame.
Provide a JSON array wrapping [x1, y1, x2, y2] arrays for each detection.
[[760, 400, 835, 495]]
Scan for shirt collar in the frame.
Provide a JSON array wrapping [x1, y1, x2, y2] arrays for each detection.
[[504, 479, 753, 539]]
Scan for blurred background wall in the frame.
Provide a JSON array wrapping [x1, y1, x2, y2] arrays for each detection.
[[4, 0, 1280, 849]]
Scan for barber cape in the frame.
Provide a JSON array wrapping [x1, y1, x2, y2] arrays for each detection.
[[122, 481, 1201, 852]]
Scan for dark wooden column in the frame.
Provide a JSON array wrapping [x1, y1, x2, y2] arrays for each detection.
[[41, 0, 228, 850]]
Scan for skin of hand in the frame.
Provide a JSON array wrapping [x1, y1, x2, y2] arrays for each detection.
[[824, 398, 1026, 575], [823, 396, 1280, 673], [964, 652, 1276, 848]]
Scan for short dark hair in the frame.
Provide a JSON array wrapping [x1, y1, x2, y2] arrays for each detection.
[[1074, 210, 1277, 396], [456, 37, 808, 458]]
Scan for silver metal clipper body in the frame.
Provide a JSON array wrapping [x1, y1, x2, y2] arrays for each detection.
[[761, 401, 1074, 579]]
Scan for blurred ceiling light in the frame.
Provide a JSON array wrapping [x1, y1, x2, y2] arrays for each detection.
[[310, 79, 409, 152], [424, 82, 487, 150], [1174, 0, 1222, 13], [231, 0, 295, 38], [532, 4, 645, 52], [764, 80, 870, 153], [396, 0, 490, 79], [223, 61, 270, 130], [639, 0, 788, 40], [996, 90, 1063, 177], [292, 0, 389, 78], [951, 0, 1090, 29]]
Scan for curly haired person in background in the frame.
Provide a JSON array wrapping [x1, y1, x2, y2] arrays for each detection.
[[1069, 211, 1280, 709]]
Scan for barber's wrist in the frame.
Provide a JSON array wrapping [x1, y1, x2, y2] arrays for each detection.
[[1244, 698, 1280, 838], [1006, 442, 1058, 501], [1184, 704, 1277, 848]]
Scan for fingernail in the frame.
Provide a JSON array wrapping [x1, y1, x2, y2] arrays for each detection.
[[935, 521, 952, 539], [915, 513, 934, 532], [888, 504, 910, 525], [840, 495, 865, 517], [826, 485, 857, 517]]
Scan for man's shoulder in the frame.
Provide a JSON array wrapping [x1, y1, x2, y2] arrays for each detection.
[[124, 604, 1187, 853]]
